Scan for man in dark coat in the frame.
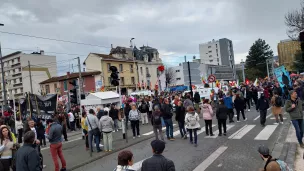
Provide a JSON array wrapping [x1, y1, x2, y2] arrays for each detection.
[[256, 93, 270, 127]]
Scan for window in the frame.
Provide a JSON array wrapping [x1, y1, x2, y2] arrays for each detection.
[[18, 68, 21, 72], [209, 55, 212, 57], [146, 67, 149, 74], [176, 70, 180, 72], [20, 88, 23, 93], [45, 85, 50, 94], [19, 78, 22, 83], [140, 67, 143, 74], [131, 77, 135, 84], [17, 58, 20, 62], [130, 64, 134, 73], [12, 69, 15, 74], [216, 44, 218, 48], [217, 53, 218, 57], [208, 46, 211, 48], [217, 58, 219, 62], [218, 63, 219, 65], [108, 77, 111, 85], [216, 49, 218, 53], [14, 89, 17, 94], [119, 64, 123, 72], [12, 59, 14, 64], [54, 83, 57, 90], [208, 50, 212, 53], [176, 78, 181, 80], [13, 79, 16, 84], [210, 60, 213, 62], [107, 63, 111, 72], [120, 77, 125, 85]]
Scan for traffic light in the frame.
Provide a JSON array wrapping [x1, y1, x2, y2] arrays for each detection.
[[110, 66, 119, 86], [70, 88, 78, 104]]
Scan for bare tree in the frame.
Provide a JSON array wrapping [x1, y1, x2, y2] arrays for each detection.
[[165, 68, 175, 88], [285, 0, 304, 39]]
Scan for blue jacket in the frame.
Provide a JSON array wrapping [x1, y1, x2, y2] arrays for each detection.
[[47, 122, 63, 144], [224, 96, 233, 109]]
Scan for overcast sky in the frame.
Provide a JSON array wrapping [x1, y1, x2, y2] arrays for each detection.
[[0, 0, 300, 75]]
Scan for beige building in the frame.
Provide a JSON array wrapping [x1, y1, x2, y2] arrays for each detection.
[[278, 39, 301, 71], [0, 51, 57, 104]]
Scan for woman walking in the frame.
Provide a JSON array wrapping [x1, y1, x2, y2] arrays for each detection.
[[0, 126, 16, 171], [129, 104, 141, 139], [216, 99, 228, 136], [234, 94, 247, 122], [99, 111, 114, 152], [271, 91, 284, 124], [201, 99, 214, 136], [151, 106, 164, 141], [81, 112, 89, 150], [185, 106, 200, 147], [175, 101, 187, 139]]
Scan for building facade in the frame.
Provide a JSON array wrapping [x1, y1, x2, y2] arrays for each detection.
[[0, 51, 57, 104], [199, 38, 236, 79], [39, 71, 101, 95], [170, 65, 184, 86], [277, 39, 301, 71]]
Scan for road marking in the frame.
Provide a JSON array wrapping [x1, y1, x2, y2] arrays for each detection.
[[266, 114, 272, 119], [142, 124, 176, 136], [228, 125, 255, 139], [205, 125, 234, 138], [41, 137, 82, 151], [193, 146, 228, 171], [254, 114, 272, 121], [270, 117, 287, 120], [254, 125, 278, 140]]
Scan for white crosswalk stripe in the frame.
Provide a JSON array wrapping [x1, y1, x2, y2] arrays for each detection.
[[205, 125, 234, 138], [228, 125, 255, 139], [254, 125, 278, 140], [142, 124, 176, 136]]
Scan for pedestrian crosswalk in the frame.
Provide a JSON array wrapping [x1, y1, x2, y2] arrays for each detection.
[[142, 123, 282, 141]]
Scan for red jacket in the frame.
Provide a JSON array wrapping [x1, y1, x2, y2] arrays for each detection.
[[263, 89, 270, 98]]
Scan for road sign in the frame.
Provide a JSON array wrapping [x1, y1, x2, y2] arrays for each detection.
[[208, 75, 216, 83]]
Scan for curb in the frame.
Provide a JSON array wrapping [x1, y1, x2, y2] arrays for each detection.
[[286, 143, 297, 169], [69, 134, 155, 170]]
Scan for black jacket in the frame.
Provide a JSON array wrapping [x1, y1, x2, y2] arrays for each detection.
[[175, 106, 185, 122], [273, 86, 283, 96], [97, 110, 104, 120], [16, 144, 41, 171], [109, 108, 119, 120], [151, 111, 162, 126], [194, 93, 201, 103], [216, 104, 228, 120], [141, 154, 175, 171], [161, 104, 173, 120], [234, 97, 245, 110], [139, 102, 149, 113], [36, 124, 45, 139], [256, 97, 269, 111], [124, 104, 131, 118]]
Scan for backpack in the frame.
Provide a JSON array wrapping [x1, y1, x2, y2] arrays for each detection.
[[187, 114, 197, 127], [153, 114, 162, 125], [264, 158, 293, 171], [275, 96, 283, 107]]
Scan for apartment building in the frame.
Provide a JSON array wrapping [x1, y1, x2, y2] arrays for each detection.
[[277, 39, 301, 71], [0, 51, 57, 104]]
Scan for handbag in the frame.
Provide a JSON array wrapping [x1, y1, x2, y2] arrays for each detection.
[[87, 117, 101, 136]]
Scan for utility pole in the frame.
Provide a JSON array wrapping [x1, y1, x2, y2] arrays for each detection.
[[266, 60, 270, 79], [28, 61, 33, 93], [77, 57, 82, 116], [187, 61, 193, 100]]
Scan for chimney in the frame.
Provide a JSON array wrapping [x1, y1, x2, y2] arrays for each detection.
[[40, 50, 44, 55]]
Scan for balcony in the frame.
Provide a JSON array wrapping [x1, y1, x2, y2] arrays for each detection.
[[13, 83, 22, 88], [12, 72, 22, 77], [11, 63, 21, 68], [146, 73, 151, 77]]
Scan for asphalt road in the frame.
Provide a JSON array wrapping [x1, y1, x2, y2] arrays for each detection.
[[70, 107, 291, 171]]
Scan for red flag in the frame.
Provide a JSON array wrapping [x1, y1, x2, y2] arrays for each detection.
[[245, 78, 250, 85]]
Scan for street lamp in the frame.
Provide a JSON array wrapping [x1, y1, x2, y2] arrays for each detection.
[[0, 23, 7, 107]]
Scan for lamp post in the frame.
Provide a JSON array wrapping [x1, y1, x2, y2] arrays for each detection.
[[0, 23, 7, 107]]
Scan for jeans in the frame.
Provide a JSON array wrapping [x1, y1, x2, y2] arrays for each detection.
[[236, 109, 246, 121], [38, 137, 46, 146], [188, 129, 197, 144], [245, 98, 251, 109], [260, 110, 267, 125], [83, 129, 89, 148], [88, 131, 101, 152], [50, 143, 66, 171], [62, 125, 68, 141], [291, 119, 304, 144], [130, 120, 140, 137], [218, 119, 227, 134], [70, 121, 76, 131], [0, 159, 11, 171], [228, 109, 234, 122], [204, 120, 213, 135], [164, 119, 174, 138], [103, 132, 113, 151], [141, 113, 149, 124], [114, 119, 119, 131], [178, 121, 187, 137], [153, 125, 164, 141]]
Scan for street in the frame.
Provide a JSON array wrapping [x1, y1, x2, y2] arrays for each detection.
[[40, 108, 291, 171]]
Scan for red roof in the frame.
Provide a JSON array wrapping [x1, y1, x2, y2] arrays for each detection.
[[40, 71, 101, 84]]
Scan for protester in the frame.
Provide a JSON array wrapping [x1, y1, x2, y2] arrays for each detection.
[[139, 100, 149, 125], [285, 90, 304, 148], [271, 92, 284, 125], [96, 107, 104, 120], [162, 98, 175, 141], [201, 99, 214, 136], [46, 119, 67, 171], [36, 119, 46, 147], [256, 93, 270, 127], [16, 131, 41, 171], [141, 140, 175, 171], [124, 102, 132, 130], [175, 101, 187, 139], [234, 94, 247, 122], [151, 106, 164, 141], [0, 126, 15, 171], [185, 106, 200, 147], [99, 111, 114, 152], [81, 112, 89, 150], [85, 109, 102, 153], [193, 92, 201, 111], [183, 94, 193, 110], [216, 99, 228, 136], [114, 150, 135, 171], [68, 110, 76, 131], [109, 104, 120, 132], [224, 92, 234, 123], [15, 117, 23, 144], [129, 104, 141, 139]]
